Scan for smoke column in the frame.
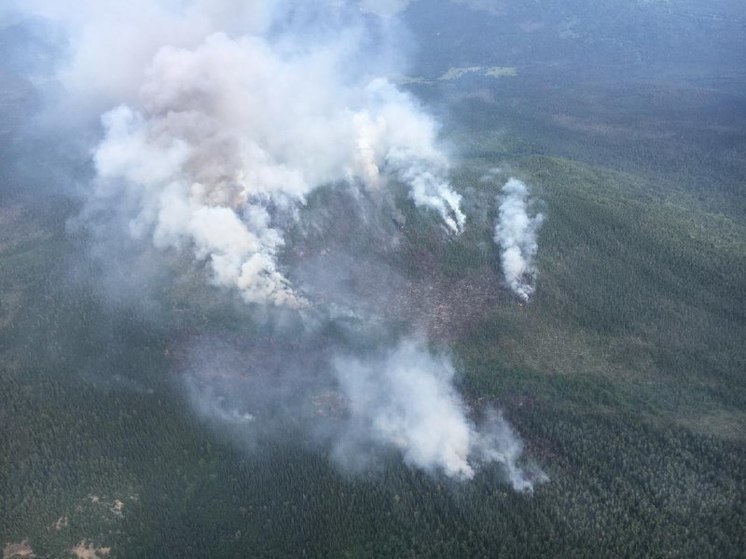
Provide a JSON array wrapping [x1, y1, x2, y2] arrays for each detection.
[[495, 178, 544, 301]]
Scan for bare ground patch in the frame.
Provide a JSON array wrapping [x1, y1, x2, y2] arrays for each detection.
[[86, 495, 128, 519], [51, 515, 69, 531], [70, 541, 110, 559], [2, 540, 34, 559]]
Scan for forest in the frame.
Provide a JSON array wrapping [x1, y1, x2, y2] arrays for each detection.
[[2, 1, 746, 557]]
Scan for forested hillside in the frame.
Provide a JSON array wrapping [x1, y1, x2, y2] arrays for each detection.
[[2, 1, 746, 557]]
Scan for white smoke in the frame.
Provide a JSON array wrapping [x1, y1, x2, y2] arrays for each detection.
[[15, 0, 464, 306], [495, 178, 544, 301], [473, 409, 547, 491], [333, 339, 542, 489], [10, 0, 544, 490]]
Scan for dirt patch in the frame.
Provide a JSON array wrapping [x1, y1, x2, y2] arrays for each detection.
[[395, 269, 503, 342], [70, 541, 110, 559], [292, 244, 504, 344], [52, 515, 69, 531], [3, 540, 34, 559], [111, 500, 125, 517], [85, 494, 130, 519]]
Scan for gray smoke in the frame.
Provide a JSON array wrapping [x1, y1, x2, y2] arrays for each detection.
[[495, 178, 544, 301]]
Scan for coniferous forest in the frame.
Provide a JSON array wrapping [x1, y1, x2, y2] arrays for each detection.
[[2, 1, 745, 557]]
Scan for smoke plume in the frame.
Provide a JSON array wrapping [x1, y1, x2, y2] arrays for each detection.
[[495, 178, 544, 301], [183, 332, 544, 490], [15, 0, 464, 306], [332, 339, 539, 488], [9, 0, 542, 489]]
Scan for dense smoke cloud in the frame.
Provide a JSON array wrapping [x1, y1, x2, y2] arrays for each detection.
[[9, 0, 541, 489], [13, 0, 464, 306], [495, 178, 544, 301]]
